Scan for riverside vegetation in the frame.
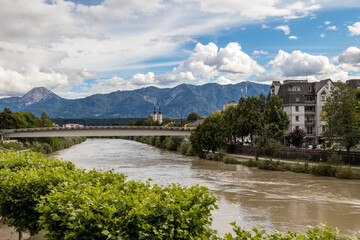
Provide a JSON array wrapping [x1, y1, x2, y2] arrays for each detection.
[[129, 135, 360, 179], [0, 150, 359, 240], [0, 108, 86, 153]]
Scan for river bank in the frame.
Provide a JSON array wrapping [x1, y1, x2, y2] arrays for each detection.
[[128, 136, 360, 179], [0, 136, 86, 154]]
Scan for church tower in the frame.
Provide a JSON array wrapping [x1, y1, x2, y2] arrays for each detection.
[[150, 105, 157, 121], [158, 106, 163, 124]]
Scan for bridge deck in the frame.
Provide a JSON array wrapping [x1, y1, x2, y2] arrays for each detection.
[[0, 126, 193, 138]]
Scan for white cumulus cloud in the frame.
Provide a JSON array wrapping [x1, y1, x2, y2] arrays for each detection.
[[336, 46, 360, 67], [275, 25, 290, 35], [348, 22, 360, 36], [177, 42, 265, 80], [326, 25, 337, 30], [288, 35, 298, 40], [269, 50, 348, 80]]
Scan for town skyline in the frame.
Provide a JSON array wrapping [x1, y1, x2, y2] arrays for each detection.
[[1, 0, 360, 99]]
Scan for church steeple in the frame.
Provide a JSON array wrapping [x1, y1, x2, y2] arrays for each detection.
[[158, 106, 163, 124], [153, 105, 156, 114]]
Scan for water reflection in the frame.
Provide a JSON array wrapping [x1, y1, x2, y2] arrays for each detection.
[[52, 139, 360, 236]]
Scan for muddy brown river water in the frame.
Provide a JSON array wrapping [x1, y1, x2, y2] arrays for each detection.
[[52, 138, 360, 236]]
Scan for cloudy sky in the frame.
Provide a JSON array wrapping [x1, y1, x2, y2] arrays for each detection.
[[1, 0, 360, 98]]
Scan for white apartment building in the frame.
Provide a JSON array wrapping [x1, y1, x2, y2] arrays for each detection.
[[268, 79, 334, 145]]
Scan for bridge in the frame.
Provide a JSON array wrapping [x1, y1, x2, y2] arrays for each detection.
[[0, 126, 193, 140]]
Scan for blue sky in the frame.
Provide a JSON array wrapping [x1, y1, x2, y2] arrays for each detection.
[[0, 0, 360, 98]]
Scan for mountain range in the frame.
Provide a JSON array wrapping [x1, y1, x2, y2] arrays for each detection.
[[0, 82, 270, 119]]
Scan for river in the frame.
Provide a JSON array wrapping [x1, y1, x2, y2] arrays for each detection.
[[52, 138, 360, 236]]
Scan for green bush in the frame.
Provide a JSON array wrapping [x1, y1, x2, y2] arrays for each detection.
[[335, 166, 359, 179], [223, 156, 238, 164], [0, 141, 23, 151], [185, 144, 196, 156], [0, 159, 77, 236], [206, 153, 224, 161], [223, 223, 356, 240], [38, 180, 217, 240], [0, 151, 75, 171], [290, 162, 308, 173], [150, 136, 157, 146], [310, 163, 337, 177], [256, 160, 281, 171]]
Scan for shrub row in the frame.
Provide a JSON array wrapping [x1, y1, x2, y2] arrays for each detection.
[[240, 159, 360, 179], [0, 136, 86, 154], [129, 136, 197, 156]]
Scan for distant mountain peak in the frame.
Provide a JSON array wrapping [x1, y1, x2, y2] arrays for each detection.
[[19, 87, 61, 107]]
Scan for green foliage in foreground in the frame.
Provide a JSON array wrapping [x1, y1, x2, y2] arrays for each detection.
[[0, 151, 75, 171], [223, 223, 359, 240], [0, 150, 217, 239], [38, 181, 217, 240]]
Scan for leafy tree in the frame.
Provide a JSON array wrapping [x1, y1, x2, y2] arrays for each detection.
[[322, 82, 360, 164], [17, 112, 38, 128], [126, 120, 136, 126], [242, 95, 265, 142], [190, 111, 228, 156], [134, 117, 160, 126], [255, 124, 281, 160], [288, 128, 306, 148], [236, 97, 249, 142], [222, 105, 239, 143], [186, 112, 200, 121], [264, 95, 290, 140], [12, 112, 29, 129], [112, 121, 119, 126], [0, 108, 16, 129], [38, 111, 53, 127]]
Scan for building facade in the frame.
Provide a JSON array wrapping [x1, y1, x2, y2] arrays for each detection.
[[268, 79, 335, 145]]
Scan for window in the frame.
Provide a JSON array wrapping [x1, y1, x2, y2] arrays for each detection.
[[305, 106, 314, 112], [296, 97, 300, 101], [305, 96, 314, 101], [295, 126, 299, 130], [307, 127, 313, 134], [308, 86, 312, 91], [321, 96, 326, 101], [296, 116, 299, 122], [295, 106, 299, 112]]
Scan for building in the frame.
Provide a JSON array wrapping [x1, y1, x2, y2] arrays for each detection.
[[346, 79, 360, 89], [268, 79, 334, 145], [150, 106, 163, 124], [63, 123, 84, 128]]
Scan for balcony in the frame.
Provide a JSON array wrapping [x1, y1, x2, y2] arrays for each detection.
[[305, 120, 316, 125]]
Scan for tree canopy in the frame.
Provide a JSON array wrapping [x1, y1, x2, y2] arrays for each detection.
[[322, 82, 360, 161], [186, 112, 200, 121]]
